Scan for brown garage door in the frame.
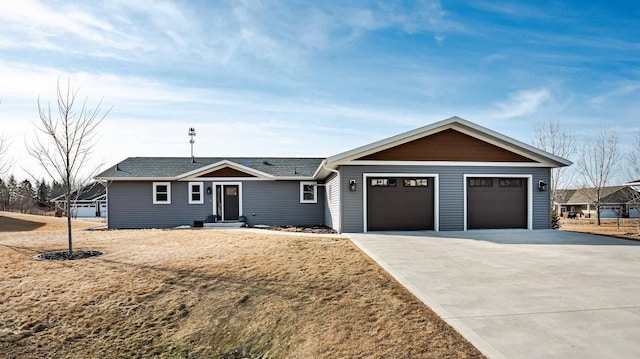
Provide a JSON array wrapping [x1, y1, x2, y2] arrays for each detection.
[[367, 177, 434, 231], [467, 177, 527, 229]]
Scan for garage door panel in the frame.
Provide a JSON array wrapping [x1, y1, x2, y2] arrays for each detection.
[[367, 177, 434, 231], [467, 177, 527, 229]]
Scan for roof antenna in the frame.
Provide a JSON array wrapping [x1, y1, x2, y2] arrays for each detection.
[[188, 127, 196, 163]]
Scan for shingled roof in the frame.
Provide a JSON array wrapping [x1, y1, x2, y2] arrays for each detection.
[[558, 186, 638, 205], [95, 157, 325, 180]]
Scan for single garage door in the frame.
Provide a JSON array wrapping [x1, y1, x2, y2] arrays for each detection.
[[72, 204, 97, 218], [467, 177, 527, 229], [367, 177, 434, 231]]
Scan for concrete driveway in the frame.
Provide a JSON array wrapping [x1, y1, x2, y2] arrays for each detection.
[[347, 230, 640, 359]]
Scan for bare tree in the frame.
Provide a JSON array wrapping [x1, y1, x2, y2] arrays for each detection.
[[625, 129, 640, 230], [27, 79, 110, 256], [0, 99, 13, 176], [577, 129, 621, 225], [532, 119, 576, 211], [0, 134, 10, 176], [628, 129, 640, 181]]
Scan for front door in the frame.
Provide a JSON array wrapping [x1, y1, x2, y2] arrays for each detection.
[[223, 185, 239, 221], [215, 183, 241, 221]]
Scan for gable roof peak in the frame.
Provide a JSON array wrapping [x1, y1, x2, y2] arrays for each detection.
[[326, 116, 572, 167]]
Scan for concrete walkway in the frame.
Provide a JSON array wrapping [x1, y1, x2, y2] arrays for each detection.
[[347, 230, 640, 359]]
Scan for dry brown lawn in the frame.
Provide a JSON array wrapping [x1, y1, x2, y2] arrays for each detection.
[[559, 218, 640, 241], [0, 211, 483, 358]]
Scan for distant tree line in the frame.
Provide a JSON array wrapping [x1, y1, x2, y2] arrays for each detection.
[[0, 175, 65, 214]]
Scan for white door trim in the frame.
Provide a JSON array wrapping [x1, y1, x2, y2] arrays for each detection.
[[362, 173, 439, 233], [211, 181, 243, 221]]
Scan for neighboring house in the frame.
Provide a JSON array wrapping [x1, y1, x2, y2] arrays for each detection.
[[95, 116, 571, 232], [555, 186, 640, 218], [52, 182, 107, 218]]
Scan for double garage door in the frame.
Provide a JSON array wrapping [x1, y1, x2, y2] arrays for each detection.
[[366, 176, 528, 231]]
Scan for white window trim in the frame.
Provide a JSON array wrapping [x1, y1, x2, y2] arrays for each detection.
[[189, 182, 204, 204], [153, 182, 171, 204], [300, 181, 318, 203]]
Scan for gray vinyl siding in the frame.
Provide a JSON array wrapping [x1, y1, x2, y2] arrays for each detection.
[[106, 180, 324, 229], [339, 165, 551, 233], [107, 181, 212, 228], [242, 181, 324, 226], [323, 173, 341, 232]]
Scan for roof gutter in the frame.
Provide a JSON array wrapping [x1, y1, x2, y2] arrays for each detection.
[[321, 160, 340, 176]]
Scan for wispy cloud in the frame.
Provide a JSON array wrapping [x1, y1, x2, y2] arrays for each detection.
[[589, 82, 640, 106], [0, 0, 463, 67], [469, 1, 553, 19], [492, 88, 550, 119]]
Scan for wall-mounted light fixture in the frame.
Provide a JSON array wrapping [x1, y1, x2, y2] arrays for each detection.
[[206, 186, 212, 194], [349, 180, 357, 192], [538, 180, 547, 192]]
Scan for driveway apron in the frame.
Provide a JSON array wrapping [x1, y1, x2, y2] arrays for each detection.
[[347, 229, 640, 359]]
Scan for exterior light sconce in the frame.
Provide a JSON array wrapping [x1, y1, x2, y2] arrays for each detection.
[[206, 186, 212, 194], [538, 181, 547, 192], [349, 180, 357, 191]]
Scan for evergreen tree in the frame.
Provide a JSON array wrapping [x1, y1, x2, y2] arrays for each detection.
[[36, 178, 51, 206], [0, 178, 8, 211], [17, 179, 36, 213], [7, 175, 17, 211]]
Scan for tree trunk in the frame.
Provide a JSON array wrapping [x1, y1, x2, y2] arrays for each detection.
[[66, 195, 73, 256], [596, 204, 601, 226]]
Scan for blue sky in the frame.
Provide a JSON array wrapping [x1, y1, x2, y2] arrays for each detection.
[[0, 0, 639, 182]]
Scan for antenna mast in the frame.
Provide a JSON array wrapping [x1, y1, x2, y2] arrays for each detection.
[[188, 127, 196, 163]]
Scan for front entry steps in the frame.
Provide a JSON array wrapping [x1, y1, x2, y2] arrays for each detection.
[[203, 221, 245, 228]]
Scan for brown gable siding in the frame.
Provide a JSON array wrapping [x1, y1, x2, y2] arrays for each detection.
[[198, 166, 256, 177], [358, 129, 536, 162]]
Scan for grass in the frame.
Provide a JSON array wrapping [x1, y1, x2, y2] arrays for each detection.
[[0, 211, 483, 358], [559, 218, 640, 241]]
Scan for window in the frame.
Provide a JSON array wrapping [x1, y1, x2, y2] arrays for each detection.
[[153, 182, 171, 204], [468, 178, 493, 187], [189, 182, 204, 204], [403, 178, 428, 187], [499, 178, 523, 187], [300, 181, 317, 203], [370, 178, 396, 187]]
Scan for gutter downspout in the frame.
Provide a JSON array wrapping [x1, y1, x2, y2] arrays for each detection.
[[321, 160, 341, 233], [97, 180, 110, 229]]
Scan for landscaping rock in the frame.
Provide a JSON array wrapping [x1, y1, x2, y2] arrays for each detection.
[[34, 250, 105, 261]]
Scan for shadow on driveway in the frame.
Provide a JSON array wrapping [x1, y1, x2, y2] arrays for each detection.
[[364, 229, 640, 246]]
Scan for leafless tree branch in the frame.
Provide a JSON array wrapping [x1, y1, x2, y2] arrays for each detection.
[[0, 98, 13, 176], [532, 119, 576, 209], [26, 78, 111, 255], [577, 129, 621, 225]]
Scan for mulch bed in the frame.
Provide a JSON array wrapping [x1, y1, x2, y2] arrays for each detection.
[[34, 250, 105, 261], [253, 225, 337, 234]]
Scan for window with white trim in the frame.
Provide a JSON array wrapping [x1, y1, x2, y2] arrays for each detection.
[[300, 181, 317, 203], [189, 182, 204, 204], [153, 182, 171, 204]]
